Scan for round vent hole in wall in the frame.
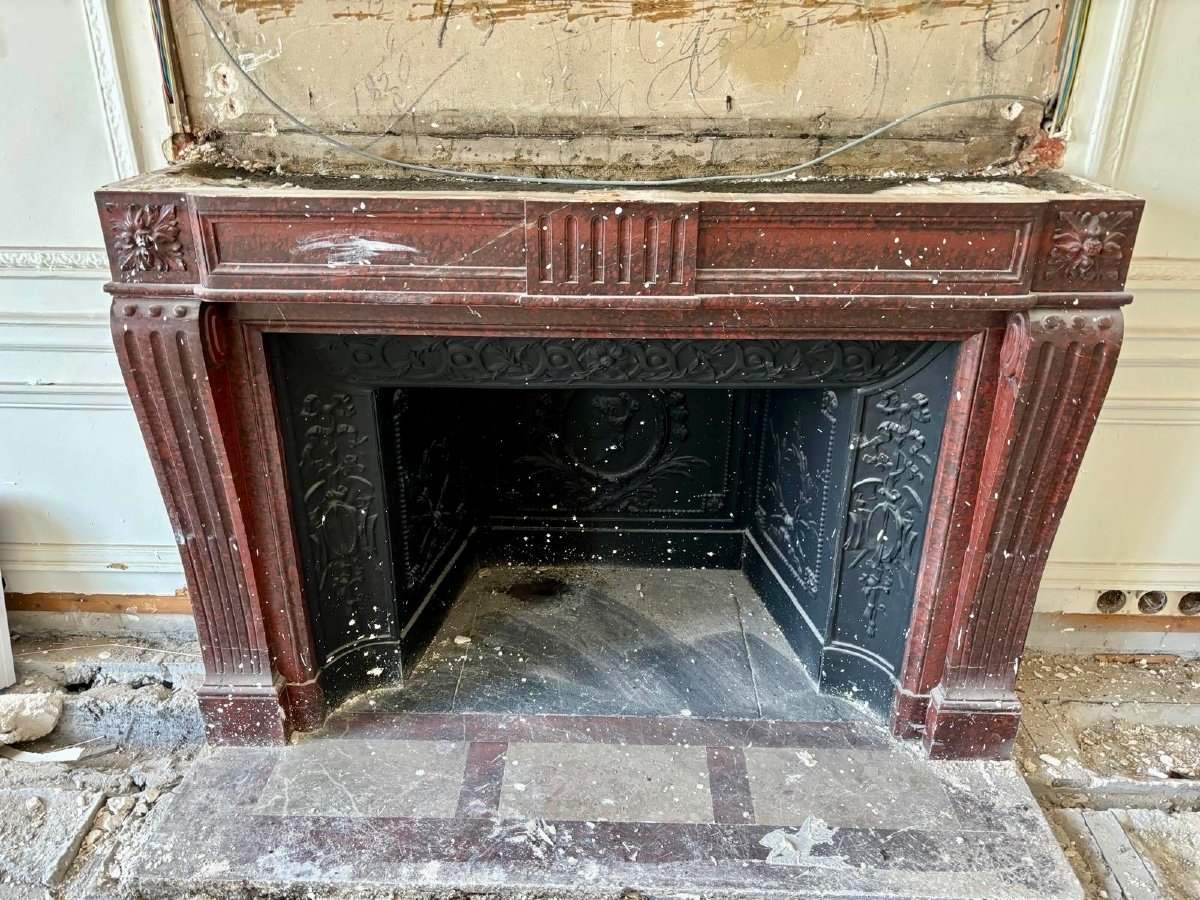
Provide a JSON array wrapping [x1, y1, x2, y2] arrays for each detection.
[[1096, 590, 1127, 613], [1180, 592, 1200, 616], [1138, 591, 1168, 614]]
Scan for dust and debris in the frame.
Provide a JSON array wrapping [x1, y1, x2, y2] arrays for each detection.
[[1076, 721, 1200, 781], [1019, 652, 1200, 899], [1120, 809, 1200, 898]]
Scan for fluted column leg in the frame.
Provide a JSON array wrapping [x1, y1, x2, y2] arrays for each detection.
[[112, 298, 287, 744], [925, 308, 1124, 758]]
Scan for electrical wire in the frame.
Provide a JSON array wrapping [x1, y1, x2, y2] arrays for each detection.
[[191, 0, 1047, 188], [1048, 0, 1092, 134]]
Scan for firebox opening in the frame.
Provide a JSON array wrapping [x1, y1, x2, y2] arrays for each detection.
[[268, 335, 957, 722]]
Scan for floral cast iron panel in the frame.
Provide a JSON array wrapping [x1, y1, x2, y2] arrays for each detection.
[[746, 343, 957, 715]]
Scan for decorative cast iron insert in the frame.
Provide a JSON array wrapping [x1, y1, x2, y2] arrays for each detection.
[[269, 335, 956, 716]]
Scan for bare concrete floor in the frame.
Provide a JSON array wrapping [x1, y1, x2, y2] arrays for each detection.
[[1016, 654, 1200, 899]]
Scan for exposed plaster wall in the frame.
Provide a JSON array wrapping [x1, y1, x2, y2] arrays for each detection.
[[164, 0, 1064, 176]]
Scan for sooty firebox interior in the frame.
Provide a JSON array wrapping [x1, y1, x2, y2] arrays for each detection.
[[269, 335, 957, 718]]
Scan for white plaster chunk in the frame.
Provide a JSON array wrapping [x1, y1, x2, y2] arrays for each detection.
[[0, 692, 63, 745]]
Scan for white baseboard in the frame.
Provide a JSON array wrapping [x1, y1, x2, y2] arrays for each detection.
[[0, 566, 14, 688], [0, 542, 182, 574], [1036, 560, 1200, 616], [1040, 560, 1200, 591], [0, 542, 184, 596]]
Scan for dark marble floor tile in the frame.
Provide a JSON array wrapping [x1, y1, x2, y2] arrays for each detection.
[[707, 746, 756, 824], [341, 564, 879, 728], [456, 740, 507, 818], [973, 829, 1085, 896], [322, 711, 890, 750], [448, 565, 764, 718], [339, 583, 481, 715], [130, 809, 1079, 899], [731, 581, 873, 724], [935, 760, 1050, 835]]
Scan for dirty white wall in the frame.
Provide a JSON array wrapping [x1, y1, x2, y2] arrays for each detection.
[[0, 0, 179, 595], [0, 1, 1195, 627], [165, 0, 1062, 177], [1039, 0, 1200, 616]]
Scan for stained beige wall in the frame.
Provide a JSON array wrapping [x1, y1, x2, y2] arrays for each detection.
[[166, 0, 1062, 177]]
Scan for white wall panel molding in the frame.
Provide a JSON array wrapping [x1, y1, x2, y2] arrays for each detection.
[[0, 248, 108, 279], [0, 310, 111, 354], [1098, 398, 1200, 427], [0, 383, 129, 411], [1066, 0, 1158, 182], [0, 542, 181, 576], [1118, 331, 1200, 371], [1128, 256, 1200, 291], [82, 0, 139, 181], [1041, 560, 1200, 594]]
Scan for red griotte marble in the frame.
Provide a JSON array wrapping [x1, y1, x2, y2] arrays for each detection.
[[97, 174, 1142, 758]]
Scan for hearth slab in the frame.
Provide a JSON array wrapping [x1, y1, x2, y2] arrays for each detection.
[[125, 726, 1081, 899], [360, 564, 868, 723]]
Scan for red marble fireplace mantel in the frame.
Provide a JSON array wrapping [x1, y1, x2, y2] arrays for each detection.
[[96, 168, 1142, 759]]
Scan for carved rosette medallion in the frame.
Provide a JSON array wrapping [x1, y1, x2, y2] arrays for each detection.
[[1046, 210, 1133, 284], [105, 203, 186, 274]]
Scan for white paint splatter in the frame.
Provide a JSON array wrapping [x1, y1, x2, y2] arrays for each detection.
[[238, 39, 284, 73], [760, 817, 847, 868], [293, 234, 423, 268]]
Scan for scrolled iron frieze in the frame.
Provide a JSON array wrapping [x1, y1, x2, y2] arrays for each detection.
[[302, 335, 927, 387]]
